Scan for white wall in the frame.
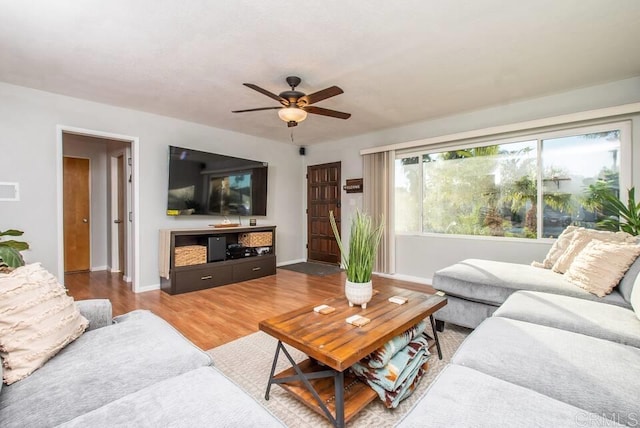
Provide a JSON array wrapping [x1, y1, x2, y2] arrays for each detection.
[[306, 76, 640, 282], [0, 82, 303, 289]]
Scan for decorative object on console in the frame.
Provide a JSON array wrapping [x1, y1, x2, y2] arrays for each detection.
[[329, 209, 384, 309], [0, 228, 29, 269]]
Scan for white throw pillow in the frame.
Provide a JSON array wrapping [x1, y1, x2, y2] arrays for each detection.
[[631, 274, 640, 321], [0, 263, 88, 384], [552, 229, 635, 274], [535, 226, 580, 269], [565, 241, 640, 298]]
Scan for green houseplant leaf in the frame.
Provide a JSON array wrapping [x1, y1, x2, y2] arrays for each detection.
[[329, 210, 384, 283], [0, 247, 25, 268], [596, 188, 640, 236], [0, 229, 29, 267]]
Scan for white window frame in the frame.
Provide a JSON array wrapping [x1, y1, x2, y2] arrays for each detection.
[[395, 120, 632, 241]]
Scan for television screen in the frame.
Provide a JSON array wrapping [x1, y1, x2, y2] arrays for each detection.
[[167, 146, 268, 216]]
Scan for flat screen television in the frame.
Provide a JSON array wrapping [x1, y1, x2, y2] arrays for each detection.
[[167, 146, 268, 216]]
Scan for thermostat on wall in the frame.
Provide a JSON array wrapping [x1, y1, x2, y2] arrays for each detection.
[[0, 182, 19, 201]]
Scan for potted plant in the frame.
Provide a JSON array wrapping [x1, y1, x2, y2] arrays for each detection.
[[595, 187, 640, 236], [329, 210, 384, 308], [0, 229, 30, 269]]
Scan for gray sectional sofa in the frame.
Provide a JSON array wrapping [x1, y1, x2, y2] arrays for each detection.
[[432, 257, 638, 329], [0, 300, 283, 428], [396, 259, 640, 427]]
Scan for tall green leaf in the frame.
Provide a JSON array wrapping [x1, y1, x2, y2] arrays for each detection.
[[597, 188, 640, 236], [329, 210, 384, 283]]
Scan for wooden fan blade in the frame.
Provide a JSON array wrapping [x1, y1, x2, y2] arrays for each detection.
[[304, 106, 351, 120], [232, 107, 282, 113], [298, 86, 343, 106], [243, 83, 289, 106]]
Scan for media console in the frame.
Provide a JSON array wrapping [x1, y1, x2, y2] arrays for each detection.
[[160, 226, 276, 295]]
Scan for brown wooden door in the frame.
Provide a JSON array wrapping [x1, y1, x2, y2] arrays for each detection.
[[307, 162, 341, 264], [63, 157, 91, 272]]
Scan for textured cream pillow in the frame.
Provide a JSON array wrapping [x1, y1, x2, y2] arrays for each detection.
[[565, 241, 640, 297], [552, 229, 635, 274], [0, 263, 88, 384], [535, 225, 581, 269]]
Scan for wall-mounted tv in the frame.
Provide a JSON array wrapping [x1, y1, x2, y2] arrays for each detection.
[[167, 146, 268, 216]]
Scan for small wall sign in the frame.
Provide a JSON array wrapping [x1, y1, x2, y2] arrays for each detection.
[[343, 178, 363, 193]]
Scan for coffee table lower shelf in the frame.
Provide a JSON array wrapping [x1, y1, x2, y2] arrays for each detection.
[[273, 359, 377, 424]]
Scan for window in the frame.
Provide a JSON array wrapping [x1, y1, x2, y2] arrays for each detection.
[[395, 123, 628, 239]]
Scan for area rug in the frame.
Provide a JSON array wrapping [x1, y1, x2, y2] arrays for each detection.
[[278, 262, 343, 276], [208, 325, 470, 427]]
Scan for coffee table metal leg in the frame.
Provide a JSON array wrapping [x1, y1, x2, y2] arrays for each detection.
[[429, 315, 443, 360], [264, 340, 342, 426], [265, 340, 284, 400], [335, 370, 345, 428]]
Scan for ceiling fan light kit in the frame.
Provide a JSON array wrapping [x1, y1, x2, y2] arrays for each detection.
[[278, 107, 307, 126], [232, 76, 351, 127]]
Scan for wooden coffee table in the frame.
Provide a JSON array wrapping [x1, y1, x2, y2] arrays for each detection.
[[259, 286, 447, 428]]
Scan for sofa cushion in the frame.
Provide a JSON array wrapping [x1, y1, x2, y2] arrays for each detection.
[[57, 366, 284, 428], [618, 253, 640, 303], [433, 259, 630, 308], [396, 364, 625, 428], [564, 241, 640, 297], [0, 310, 212, 428], [451, 317, 640, 426], [494, 291, 640, 347], [632, 276, 640, 321], [552, 229, 635, 274], [75, 299, 113, 331], [0, 263, 88, 385]]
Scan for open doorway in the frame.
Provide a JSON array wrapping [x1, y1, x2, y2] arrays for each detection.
[[57, 126, 139, 291]]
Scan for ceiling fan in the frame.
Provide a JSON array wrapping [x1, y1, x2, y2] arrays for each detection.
[[232, 76, 351, 127]]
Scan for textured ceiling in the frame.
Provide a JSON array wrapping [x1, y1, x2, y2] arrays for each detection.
[[1, 0, 640, 145]]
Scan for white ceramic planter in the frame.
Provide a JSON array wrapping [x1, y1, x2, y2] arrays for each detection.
[[345, 280, 373, 309]]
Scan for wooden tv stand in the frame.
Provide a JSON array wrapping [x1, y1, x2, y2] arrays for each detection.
[[160, 226, 276, 295]]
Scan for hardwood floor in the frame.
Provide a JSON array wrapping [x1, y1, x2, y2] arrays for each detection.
[[65, 268, 434, 350]]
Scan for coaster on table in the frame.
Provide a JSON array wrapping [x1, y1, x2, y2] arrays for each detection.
[[346, 315, 371, 327], [313, 304, 336, 315], [388, 296, 408, 305]]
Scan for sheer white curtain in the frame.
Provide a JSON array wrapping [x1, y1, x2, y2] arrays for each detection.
[[363, 150, 395, 274]]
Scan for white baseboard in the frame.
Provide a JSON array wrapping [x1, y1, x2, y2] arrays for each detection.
[[110, 267, 122, 273], [277, 258, 306, 267], [123, 275, 132, 283], [135, 283, 160, 293], [375, 272, 433, 286], [90, 265, 108, 272]]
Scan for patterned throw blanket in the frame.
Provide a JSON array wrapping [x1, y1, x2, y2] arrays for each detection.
[[358, 320, 427, 368], [351, 334, 431, 408]]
